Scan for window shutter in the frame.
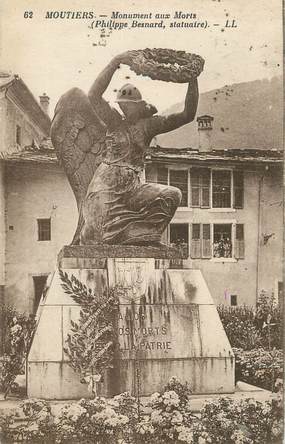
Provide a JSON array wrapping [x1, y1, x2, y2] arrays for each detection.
[[233, 171, 244, 209], [191, 224, 201, 258], [201, 169, 210, 208], [190, 169, 200, 207], [190, 168, 210, 208], [202, 224, 211, 258], [235, 224, 245, 259], [157, 167, 168, 185]]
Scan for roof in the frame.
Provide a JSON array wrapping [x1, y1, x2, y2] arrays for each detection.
[[146, 146, 283, 165], [2, 139, 57, 164], [3, 141, 283, 167], [0, 72, 51, 136]]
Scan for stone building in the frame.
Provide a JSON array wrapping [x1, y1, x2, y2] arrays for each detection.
[[145, 117, 283, 307], [0, 76, 283, 316], [0, 72, 52, 313]]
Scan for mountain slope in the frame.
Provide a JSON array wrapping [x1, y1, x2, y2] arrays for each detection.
[[157, 77, 282, 150]]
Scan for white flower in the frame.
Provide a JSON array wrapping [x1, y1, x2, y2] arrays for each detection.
[[150, 392, 161, 403], [105, 417, 119, 427], [178, 426, 194, 443], [151, 410, 164, 424], [65, 404, 86, 421], [137, 422, 155, 435], [162, 390, 180, 407], [11, 324, 22, 334], [231, 430, 252, 444], [171, 410, 183, 425]]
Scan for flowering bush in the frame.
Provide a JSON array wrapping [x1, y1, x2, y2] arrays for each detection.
[[0, 378, 283, 443], [217, 293, 282, 351], [0, 396, 132, 443], [217, 304, 261, 350], [234, 347, 283, 391], [133, 389, 197, 444], [199, 393, 283, 444], [0, 399, 54, 442], [0, 304, 36, 397], [217, 295, 283, 390]]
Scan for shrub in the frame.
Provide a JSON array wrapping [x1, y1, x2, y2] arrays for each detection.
[[133, 378, 196, 444], [199, 393, 283, 444], [217, 294, 282, 351], [256, 291, 283, 350], [0, 378, 283, 444], [0, 305, 36, 397], [234, 347, 283, 391], [217, 294, 283, 390], [218, 304, 262, 350]]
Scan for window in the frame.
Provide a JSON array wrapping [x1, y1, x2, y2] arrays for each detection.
[[170, 223, 189, 256], [157, 167, 188, 206], [169, 170, 188, 206], [212, 170, 231, 208], [37, 218, 51, 241], [231, 295, 238, 306], [33, 275, 48, 313], [190, 223, 244, 260], [16, 125, 22, 146], [155, 167, 244, 209], [213, 224, 232, 258], [190, 223, 211, 258], [190, 168, 210, 208]]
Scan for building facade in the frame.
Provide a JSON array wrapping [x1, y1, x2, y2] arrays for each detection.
[[0, 72, 51, 314], [145, 145, 283, 307]]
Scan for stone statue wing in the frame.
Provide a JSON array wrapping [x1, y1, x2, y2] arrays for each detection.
[[51, 88, 107, 244]]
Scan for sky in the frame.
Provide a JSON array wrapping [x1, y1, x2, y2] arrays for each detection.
[[0, 0, 282, 115]]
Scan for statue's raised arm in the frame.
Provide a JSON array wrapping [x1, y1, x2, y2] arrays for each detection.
[[145, 78, 199, 139], [87, 53, 131, 130]]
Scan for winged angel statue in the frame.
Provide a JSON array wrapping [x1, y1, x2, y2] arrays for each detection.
[[51, 49, 203, 246]]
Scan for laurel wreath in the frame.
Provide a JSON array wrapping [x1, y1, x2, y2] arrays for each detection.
[[126, 48, 204, 82]]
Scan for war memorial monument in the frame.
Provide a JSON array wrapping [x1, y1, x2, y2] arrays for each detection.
[[27, 49, 234, 399]]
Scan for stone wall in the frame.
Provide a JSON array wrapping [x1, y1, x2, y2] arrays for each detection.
[[258, 167, 283, 300], [5, 163, 77, 313]]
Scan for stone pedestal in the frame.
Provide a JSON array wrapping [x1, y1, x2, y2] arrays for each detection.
[[28, 245, 234, 399]]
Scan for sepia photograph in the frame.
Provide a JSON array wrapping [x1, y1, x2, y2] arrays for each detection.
[[0, 0, 283, 442]]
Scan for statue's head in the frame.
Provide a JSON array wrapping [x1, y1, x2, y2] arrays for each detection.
[[116, 83, 157, 120]]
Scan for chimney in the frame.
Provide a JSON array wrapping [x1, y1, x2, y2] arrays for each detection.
[[39, 93, 50, 116], [197, 115, 214, 152]]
